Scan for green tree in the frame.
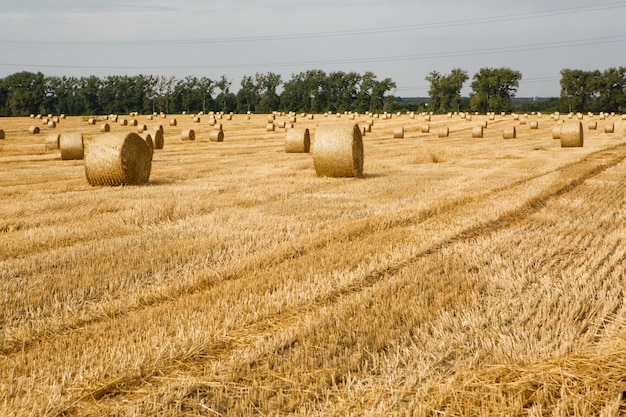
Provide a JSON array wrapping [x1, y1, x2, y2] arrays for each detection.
[[425, 68, 468, 113], [256, 72, 282, 113], [593, 67, 626, 113], [470, 67, 522, 113], [215, 75, 233, 113], [236, 75, 259, 113], [2, 71, 45, 116]]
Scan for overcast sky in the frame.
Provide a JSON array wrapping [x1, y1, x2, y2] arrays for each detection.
[[1, 0, 625, 97]]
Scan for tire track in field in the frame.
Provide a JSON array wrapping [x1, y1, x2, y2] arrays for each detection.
[[48, 143, 626, 415], [4, 144, 625, 358]]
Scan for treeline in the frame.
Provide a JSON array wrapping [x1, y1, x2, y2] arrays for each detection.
[[1, 67, 624, 117], [0, 70, 396, 117]]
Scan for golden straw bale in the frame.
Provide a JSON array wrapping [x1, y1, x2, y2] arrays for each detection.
[[588, 121, 597, 130], [59, 133, 84, 160], [193, 116, 200, 123], [119, 119, 128, 126], [87, 118, 96, 125], [552, 125, 561, 139], [0, 129, 4, 139], [100, 123, 110, 133], [312, 123, 363, 178], [154, 125, 163, 134], [560, 121, 584, 147], [605, 123, 615, 133], [169, 118, 177, 126], [266, 123, 275, 131], [151, 130, 164, 149], [421, 124, 430, 133], [47, 120, 56, 128], [213, 123, 223, 131], [530, 121, 538, 129], [129, 119, 138, 126], [181, 129, 195, 141], [138, 124, 147, 133], [393, 127, 405, 138], [209, 130, 224, 142], [29, 126, 40, 134], [84, 132, 152, 186], [45, 133, 60, 150], [285, 127, 310, 153], [438, 127, 449, 138], [503, 126, 516, 139], [140, 133, 154, 160], [472, 126, 483, 138]]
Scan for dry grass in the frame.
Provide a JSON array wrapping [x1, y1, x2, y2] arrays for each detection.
[[0, 112, 625, 416]]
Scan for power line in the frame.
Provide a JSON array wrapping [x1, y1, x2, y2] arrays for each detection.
[[0, 1, 624, 46]]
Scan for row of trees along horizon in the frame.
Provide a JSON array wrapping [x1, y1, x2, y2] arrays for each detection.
[[0, 67, 624, 117]]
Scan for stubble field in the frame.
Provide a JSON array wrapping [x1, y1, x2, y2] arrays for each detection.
[[1, 110, 626, 416]]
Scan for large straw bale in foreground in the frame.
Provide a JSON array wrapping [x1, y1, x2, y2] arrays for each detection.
[[313, 123, 363, 177], [560, 121, 583, 147], [84, 132, 152, 186], [285, 127, 310, 153], [60, 133, 84, 160]]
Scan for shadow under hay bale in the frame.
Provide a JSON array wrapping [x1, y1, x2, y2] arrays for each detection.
[[285, 127, 310, 153], [60, 133, 84, 160], [84, 132, 152, 186], [560, 121, 584, 148], [313, 123, 363, 178]]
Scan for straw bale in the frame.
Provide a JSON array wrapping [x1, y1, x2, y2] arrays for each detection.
[[312, 123, 363, 177], [45, 133, 60, 150], [267, 123, 275, 132], [100, 123, 110, 133], [503, 126, 516, 139], [154, 125, 164, 133], [140, 133, 154, 160], [209, 130, 224, 142], [88, 118, 96, 125], [560, 121, 584, 147], [181, 129, 195, 141], [84, 132, 152, 186], [60, 132, 84, 160], [193, 116, 201, 123], [530, 121, 538, 129], [285, 127, 310, 153], [169, 118, 177, 126], [213, 123, 223, 131], [552, 125, 561, 139], [393, 127, 405, 138], [119, 119, 128, 126], [151, 130, 164, 149], [29, 126, 40, 134], [605, 123, 615, 133], [129, 119, 138, 126], [47, 120, 56, 128], [438, 127, 449, 138], [138, 124, 147, 133], [471, 126, 483, 138], [0, 129, 3, 139], [421, 124, 430, 133], [588, 121, 597, 130]]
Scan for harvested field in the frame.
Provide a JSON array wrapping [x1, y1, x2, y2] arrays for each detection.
[[1, 112, 626, 416]]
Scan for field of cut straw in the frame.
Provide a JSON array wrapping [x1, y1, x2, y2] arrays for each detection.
[[1, 111, 626, 416]]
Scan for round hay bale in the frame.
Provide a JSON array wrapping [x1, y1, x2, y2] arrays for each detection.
[[138, 124, 147, 133], [152, 130, 164, 149], [421, 124, 430, 133], [437, 127, 449, 138], [47, 120, 56, 128], [169, 118, 177, 127], [588, 121, 597, 130], [560, 121, 583, 147], [552, 124, 561, 139], [193, 116, 201, 123], [45, 133, 60, 150], [140, 133, 154, 160], [266, 123, 275, 132], [312, 123, 363, 178], [154, 125, 164, 134], [209, 130, 224, 142], [87, 118, 96, 125], [605, 123, 615, 133], [212, 123, 223, 131], [268, 115, 275, 122], [471, 126, 483, 138], [393, 127, 405, 139], [52, 116, 60, 123], [285, 127, 310, 153], [29, 126, 40, 134], [60, 133, 84, 160], [119, 119, 128, 126], [100, 123, 110, 133], [84, 132, 152, 186], [530, 121, 539, 129], [503, 126, 516, 139], [181, 129, 195, 141], [129, 119, 138, 126]]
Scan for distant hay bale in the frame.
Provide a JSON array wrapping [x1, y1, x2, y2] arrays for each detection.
[[181, 129, 195, 141], [285, 127, 310, 153], [193, 116, 200, 123], [152, 130, 164, 149], [84, 132, 152, 186], [140, 133, 154, 160], [471, 126, 483, 138], [214, 123, 223, 131], [437, 127, 449, 138], [138, 124, 147, 133], [421, 124, 430, 133], [119, 119, 128, 126], [489, 114, 496, 120], [560, 121, 583, 147], [605, 123, 615, 133], [59, 133, 84, 160], [154, 125, 163, 133], [129, 119, 138, 126], [552, 124, 561, 139], [52, 116, 60, 123], [277, 121, 286, 129], [45, 133, 60, 150], [268, 115, 275, 122], [266, 123, 275, 132], [530, 121, 539, 129], [47, 120, 56, 128], [209, 130, 224, 142], [588, 121, 597, 130], [312, 123, 363, 177], [503, 126, 516, 139], [29, 126, 40, 134], [88, 118, 96, 125], [169, 118, 177, 127], [100, 123, 110, 133], [393, 127, 405, 138]]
